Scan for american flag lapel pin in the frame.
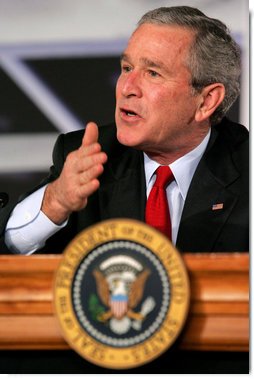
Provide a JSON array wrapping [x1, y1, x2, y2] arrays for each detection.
[[212, 203, 224, 211]]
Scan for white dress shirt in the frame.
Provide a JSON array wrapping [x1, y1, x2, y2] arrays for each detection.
[[144, 129, 211, 244], [5, 129, 211, 254]]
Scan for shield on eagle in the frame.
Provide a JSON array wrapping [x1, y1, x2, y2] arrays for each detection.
[[110, 294, 128, 319]]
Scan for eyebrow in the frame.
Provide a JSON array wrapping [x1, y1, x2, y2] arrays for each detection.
[[120, 53, 168, 72]]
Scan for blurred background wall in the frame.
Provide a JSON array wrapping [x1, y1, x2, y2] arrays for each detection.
[[0, 0, 249, 204]]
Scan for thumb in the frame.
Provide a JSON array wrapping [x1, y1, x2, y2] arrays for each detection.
[[82, 122, 99, 147]]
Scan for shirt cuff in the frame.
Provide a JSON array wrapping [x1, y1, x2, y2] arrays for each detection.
[[5, 185, 67, 255]]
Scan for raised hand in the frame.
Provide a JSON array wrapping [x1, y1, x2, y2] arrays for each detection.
[[41, 122, 108, 224]]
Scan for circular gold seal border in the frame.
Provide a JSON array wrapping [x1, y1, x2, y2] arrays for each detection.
[[54, 218, 190, 369]]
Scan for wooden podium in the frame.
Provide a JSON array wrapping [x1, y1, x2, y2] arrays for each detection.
[[0, 253, 249, 352]]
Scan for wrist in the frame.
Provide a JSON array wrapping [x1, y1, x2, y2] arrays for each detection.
[[41, 181, 70, 225]]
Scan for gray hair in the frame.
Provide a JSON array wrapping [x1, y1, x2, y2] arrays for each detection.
[[138, 6, 241, 125]]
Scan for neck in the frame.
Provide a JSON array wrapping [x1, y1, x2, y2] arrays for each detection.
[[145, 128, 211, 165]]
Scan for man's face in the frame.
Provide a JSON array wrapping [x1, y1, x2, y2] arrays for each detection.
[[115, 23, 204, 160]]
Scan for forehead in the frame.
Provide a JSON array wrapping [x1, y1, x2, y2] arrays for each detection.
[[124, 23, 194, 63]]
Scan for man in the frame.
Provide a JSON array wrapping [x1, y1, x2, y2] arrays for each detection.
[[1, 6, 248, 255]]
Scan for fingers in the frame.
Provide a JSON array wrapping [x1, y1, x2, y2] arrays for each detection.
[[78, 160, 105, 186], [76, 150, 107, 173], [76, 121, 107, 173], [41, 121, 107, 225], [82, 122, 99, 147]]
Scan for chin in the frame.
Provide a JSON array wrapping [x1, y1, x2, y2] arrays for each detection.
[[116, 130, 134, 147], [116, 127, 140, 148]]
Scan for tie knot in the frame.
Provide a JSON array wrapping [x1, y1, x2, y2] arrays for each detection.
[[154, 166, 174, 188]]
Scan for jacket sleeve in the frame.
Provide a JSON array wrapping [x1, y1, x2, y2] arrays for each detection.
[[0, 133, 66, 239]]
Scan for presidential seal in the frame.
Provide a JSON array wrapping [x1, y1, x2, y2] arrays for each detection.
[[54, 219, 190, 369]]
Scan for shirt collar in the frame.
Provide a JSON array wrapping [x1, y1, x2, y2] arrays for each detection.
[[144, 129, 211, 200]]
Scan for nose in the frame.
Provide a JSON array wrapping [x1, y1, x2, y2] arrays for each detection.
[[120, 70, 142, 98]]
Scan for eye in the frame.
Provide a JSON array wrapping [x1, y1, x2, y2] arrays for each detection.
[[148, 69, 160, 77], [121, 64, 132, 73]]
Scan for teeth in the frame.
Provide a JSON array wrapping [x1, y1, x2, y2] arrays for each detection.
[[121, 108, 138, 117], [126, 111, 136, 116]]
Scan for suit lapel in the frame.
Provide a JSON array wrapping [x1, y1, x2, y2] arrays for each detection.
[[98, 149, 146, 221], [177, 127, 240, 252]]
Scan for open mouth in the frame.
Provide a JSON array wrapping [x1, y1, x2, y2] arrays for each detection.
[[120, 108, 139, 117]]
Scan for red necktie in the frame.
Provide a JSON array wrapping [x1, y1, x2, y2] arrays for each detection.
[[145, 166, 174, 240]]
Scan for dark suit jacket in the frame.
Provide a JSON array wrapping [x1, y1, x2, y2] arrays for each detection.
[[0, 117, 249, 254], [0, 117, 249, 374]]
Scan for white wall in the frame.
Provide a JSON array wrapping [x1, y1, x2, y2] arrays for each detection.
[[0, 0, 248, 44]]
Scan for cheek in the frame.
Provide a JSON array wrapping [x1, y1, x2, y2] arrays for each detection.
[[150, 85, 177, 106], [148, 90, 173, 119], [152, 87, 192, 120]]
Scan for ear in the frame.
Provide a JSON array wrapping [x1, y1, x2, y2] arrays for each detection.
[[195, 83, 225, 123]]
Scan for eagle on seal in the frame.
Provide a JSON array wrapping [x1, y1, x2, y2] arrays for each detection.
[[93, 268, 151, 322]]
